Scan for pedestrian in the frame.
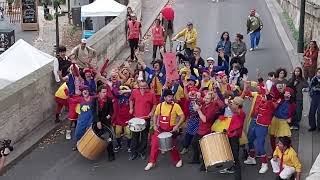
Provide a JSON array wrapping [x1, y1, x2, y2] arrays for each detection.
[[308, 68, 320, 132], [231, 33, 247, 67], [161, 5, 174, 52], [144, 89, 185, 171], [269, 87, 296, 152], [191, 90, 224, 171], [70, 39, 97, 68], [125, 7, 133, 41], [127, 13, 142, 61], [152, 19, 165, 61], [92, 86, 115, 161], [271, 136, 301, 180], [112, 85, 133, 153], [219, 96, 245, 180], [180, 87, 201, 155], [216, 32, 232, 65], [54, 82, 69, 123], [177, 47, 205, 70], [172, 22, 198, 58], [287, 67, 308, 130], [229, 63, 241, 85], [129, 81, 157, 160], [266, 71, 276, 93], [139, 57, 166, 102], [74, 86, 96, 150], [58, 63, 82, 140], [303, 40, 319, 81], [53, 46, 71, 83], [244, 91, 275, 174], [247, 8, 263, 51]]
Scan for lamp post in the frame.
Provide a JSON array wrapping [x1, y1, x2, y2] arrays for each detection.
[[54, 0, 61, 55], [297, 0, 306, 53]]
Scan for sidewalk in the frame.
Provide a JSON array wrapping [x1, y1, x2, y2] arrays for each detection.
[[265, 0, 320, 178]]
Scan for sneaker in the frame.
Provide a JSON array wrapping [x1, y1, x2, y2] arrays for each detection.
[[114, 146, 120, 153], [129, 153, 138, 161], [65, 130, 71, 140], [249, 48, 254, 51], [244, 157, 257, 165], [255, 45, 259, 49], [139, 153, 146, 160], [144, 163, 155, 171], [175, 160, 183, 168], [219, 168, 235, 174], [127, 148, 131, 153], [290, 126, 299, 130], [259, 163, 268, 174], [180, 148, 188, 155]]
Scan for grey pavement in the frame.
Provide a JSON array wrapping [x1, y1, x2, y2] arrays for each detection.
[[2, 0, 301, 179]]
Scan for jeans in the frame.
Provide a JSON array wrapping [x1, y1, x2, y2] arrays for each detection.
[[309, 95, 320, 129], [250, 31, 261, 49], [292, 100, 303, 127], [128, 38, 139, 60], [229, 136, 242, 180], [248, 124, 268, 156], [185, 48, 193, 59], [131, 120, 150, 155], [152, 45, 163, 60], [183, 133, 194, 149]]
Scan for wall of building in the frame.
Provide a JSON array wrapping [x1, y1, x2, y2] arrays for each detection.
[[0, 63, 56, 142], [278, 0, 320, 44]]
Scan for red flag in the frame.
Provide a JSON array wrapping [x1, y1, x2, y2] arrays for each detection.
[[163, 53, 179, 81]]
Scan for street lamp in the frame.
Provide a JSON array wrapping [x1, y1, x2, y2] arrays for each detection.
[[53, 0, 61, 55], [297, 0, 306, 53]]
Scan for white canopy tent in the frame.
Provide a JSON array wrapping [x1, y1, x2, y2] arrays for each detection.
[[81, 0, 126, 19], [0, 39, 56, 89]]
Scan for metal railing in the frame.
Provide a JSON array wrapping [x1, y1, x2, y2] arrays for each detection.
[[0, 2, 21, 23]]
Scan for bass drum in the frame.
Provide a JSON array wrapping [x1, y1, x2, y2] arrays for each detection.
[[200, 132, 234, 172], [77, 124, 112, 160]]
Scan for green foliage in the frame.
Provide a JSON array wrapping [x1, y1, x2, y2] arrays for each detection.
[[6, 0, 15, 4], [47, 13, 53, 21], [69, 25, 78, 37], [282, 11, 309, 50]]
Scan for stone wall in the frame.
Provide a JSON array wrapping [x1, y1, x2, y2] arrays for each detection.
[[86, 0, 142, 67], [278, 0, 320, 44], [0, 63, 56, 142]]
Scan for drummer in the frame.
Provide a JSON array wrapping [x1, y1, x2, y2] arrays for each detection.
[[219, 96, 246, 180], [129, 80, 157, 160], [92, 86, 115, 161], [190, 90, 224, 171], [144, 89, 185, 171]]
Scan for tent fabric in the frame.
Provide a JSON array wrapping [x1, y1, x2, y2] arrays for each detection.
[[81, 0, 126, 18], [0, 39, 56, 89]]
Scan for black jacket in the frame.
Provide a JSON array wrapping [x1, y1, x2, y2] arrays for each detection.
[[93, 97, 113, 126]]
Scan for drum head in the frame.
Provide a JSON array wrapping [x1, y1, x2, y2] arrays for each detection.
[[129, 118, 146, 125], [207, 160, 234, 172], [158, 132, 172, 138], [91, 124, 112, 141]]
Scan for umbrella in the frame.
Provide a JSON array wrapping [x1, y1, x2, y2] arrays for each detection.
[[161, 5, 174, 20]]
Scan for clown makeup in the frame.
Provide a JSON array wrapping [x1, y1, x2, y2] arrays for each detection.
[[202, 72, 210, 81], [222, 75, 228, 84], [85, 72, 92, 80], [82, 89, 90, 98], [153, 62, 160, 72]]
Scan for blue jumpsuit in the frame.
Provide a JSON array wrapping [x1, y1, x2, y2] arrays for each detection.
[[75, 98, 95, 141]]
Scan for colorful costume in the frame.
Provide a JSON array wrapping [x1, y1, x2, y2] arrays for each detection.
[[75, 97, 95, 141]]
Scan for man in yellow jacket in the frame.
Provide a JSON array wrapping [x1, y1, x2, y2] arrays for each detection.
[[172, 22, 197, 57]]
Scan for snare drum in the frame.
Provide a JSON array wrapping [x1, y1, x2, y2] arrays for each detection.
[[158, 132, 173, 152], [128, 118, 146, 132], [199, 132, 234, 172]]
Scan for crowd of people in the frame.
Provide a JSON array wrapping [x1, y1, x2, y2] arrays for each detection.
[[51, 5, 320, 180]]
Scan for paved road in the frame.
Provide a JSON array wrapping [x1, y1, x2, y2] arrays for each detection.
[[2, 0, 293, 180]]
